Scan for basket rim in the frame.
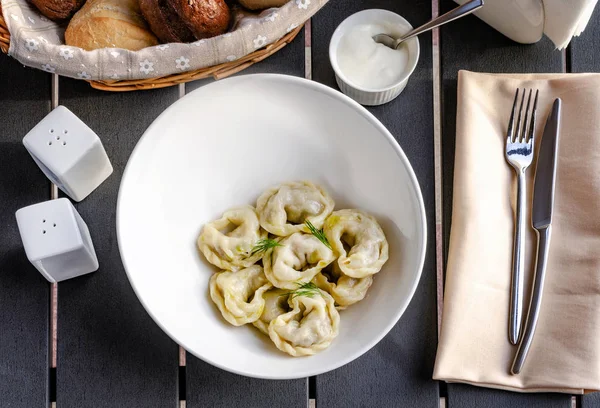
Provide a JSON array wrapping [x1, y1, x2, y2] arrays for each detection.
[[0, 2, 304, 91]]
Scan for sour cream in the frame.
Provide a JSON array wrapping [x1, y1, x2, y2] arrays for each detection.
[[336, 23, 410, 90]]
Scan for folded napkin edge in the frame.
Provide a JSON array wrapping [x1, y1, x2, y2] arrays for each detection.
[[457, 70, 600, 81], [431, 375, 586, 395]]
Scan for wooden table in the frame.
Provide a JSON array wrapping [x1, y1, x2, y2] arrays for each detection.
[[2, 1, 600, 407]]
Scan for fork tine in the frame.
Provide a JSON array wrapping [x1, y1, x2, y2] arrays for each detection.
[[507, 89, 520, 143], [520, 89, 533, 142], [514, 89, 526, 143], [527, 89, 539, 144]]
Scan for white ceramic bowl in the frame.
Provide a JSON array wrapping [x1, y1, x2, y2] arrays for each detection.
[[117, 74, 427, 379], [329, 9, 420, 106]]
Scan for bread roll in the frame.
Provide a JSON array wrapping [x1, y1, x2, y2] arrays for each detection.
[[30, 0, 86, 21], [139, 0, 195, 43], [65, 0, 159, 51], [168, 0, 230, 40], [238, 0, 289, 10]]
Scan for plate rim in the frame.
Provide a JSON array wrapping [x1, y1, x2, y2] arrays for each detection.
[[116, 73, 428, 380]]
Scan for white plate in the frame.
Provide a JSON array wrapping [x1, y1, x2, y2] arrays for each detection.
[[117, 74, 427, 379]]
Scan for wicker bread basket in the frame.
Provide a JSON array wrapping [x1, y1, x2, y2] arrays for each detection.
[[0, 2, 307, 92]]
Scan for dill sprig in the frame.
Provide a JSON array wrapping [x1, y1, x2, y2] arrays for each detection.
[[250, 238, 282, 256], [282, 281, 322, 300], [305, 220, 332, 250]]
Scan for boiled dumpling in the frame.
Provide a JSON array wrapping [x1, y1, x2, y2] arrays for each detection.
[[268, 290, 340, 356], [209, 265, 272, 326], [313, 262, 372, 309], [198, 206, 267, 272], [263, 232, 335, 290], [253, 288, 289, 334], [256, 181, 335, 236], [323, 209, 389, 278]]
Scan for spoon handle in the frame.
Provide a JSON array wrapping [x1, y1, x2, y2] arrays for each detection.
[[395, 0, 484, 48]]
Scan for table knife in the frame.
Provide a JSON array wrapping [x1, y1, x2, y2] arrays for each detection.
[[511, 98, 562, 375]]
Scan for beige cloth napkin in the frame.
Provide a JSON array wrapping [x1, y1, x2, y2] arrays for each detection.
[[433, 71, 600, 394]]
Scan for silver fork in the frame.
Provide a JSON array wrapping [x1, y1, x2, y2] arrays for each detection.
[[505, 88, 539, 345]]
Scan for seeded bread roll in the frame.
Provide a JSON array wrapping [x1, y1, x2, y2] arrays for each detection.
[[139, 0, 195, 43], [168, 0, 230, 40], [65, 0, 159, 51], [30, 0, 86, 21]]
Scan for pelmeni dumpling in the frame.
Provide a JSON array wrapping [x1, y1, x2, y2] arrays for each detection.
[[268, 290, 340, 356], [209, 265, 272, 326], [198, 206, 267, 271], [256, 181, 335, 236], [313, 262, 373, 309], [323, 209, 389, 278], [253, 288, 289, 334], [263, 232, 335, 290]]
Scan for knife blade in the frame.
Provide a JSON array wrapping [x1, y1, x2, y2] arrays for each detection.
[[532, 98, 562, 229], [511, 98, 562, 375]]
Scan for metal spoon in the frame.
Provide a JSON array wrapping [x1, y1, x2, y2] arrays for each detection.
[[373, 0, 484, 49]]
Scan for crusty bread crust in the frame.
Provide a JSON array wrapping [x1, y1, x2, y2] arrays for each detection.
[[139, 0, 195, 43], [65, 0, 159, 51], [168, 0, 231, 40], [238, 0, 288, 11], [30, 0, 86, 21]]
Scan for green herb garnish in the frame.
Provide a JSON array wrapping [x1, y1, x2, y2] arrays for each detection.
[[305, 220, 332, 250], [282, 281, 322, 300], [250, 238, 282, 256]]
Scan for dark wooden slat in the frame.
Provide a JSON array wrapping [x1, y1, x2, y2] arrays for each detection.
[[312, 1, 439, 407], [56, 80, 180, 407], [448, 385, 572, 408], [570, 5, 600, 408], [570, 0, 600, 73], [582, 393, 600, 408], [439, 0, 571, 406], [187, 363, 307, 408], [0, 53, 51, 408], [185, 29, 308, 408]]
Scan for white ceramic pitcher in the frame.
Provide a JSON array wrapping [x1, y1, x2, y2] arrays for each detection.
[[454, 0, 544, 43]]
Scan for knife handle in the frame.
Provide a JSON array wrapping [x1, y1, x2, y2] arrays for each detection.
[[509, 171, 526, 345], [511, 225, 551, 375]]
